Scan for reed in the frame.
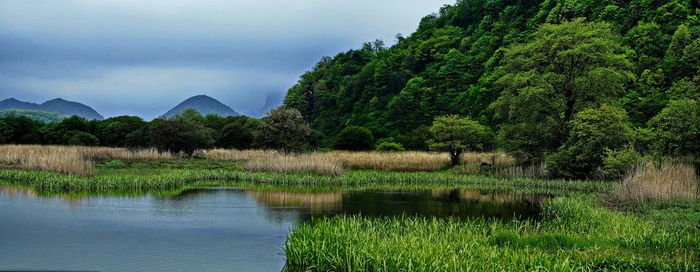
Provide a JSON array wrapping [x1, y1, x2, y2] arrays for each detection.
[[285, 197, 699, 272], [613, 161, 699, 202], [201, 149, 515, 174], [0, 145, 173, 175]]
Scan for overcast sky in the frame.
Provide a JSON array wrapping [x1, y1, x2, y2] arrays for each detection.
[[0, 0, 453, 119]]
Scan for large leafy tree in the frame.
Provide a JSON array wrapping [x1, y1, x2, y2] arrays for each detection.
[[428, 115, 493, 166], [334, 126, 375, 151], [489, 18, 634, 162]]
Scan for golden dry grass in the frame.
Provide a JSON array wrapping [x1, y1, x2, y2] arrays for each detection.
[[201, 149, 515, 175], [0, 145, 172, 176], [614, 161, 699, 202]]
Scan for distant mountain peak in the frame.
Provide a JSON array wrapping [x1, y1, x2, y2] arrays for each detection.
[[0, 97, 104, 120], [163, 95, 239, 118]]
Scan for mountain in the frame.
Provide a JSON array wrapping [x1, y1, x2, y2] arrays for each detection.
[[283, 0, 700, 141], [257, 92, 284, 117], [0, 98, 104, 120], [163, 95, 239, 118]]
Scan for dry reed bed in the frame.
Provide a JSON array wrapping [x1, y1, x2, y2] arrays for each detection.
[[614, 161, 699, 202], [0, 145, 172, 176], [202, 149, 515, 175]]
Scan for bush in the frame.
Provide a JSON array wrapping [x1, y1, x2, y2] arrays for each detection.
[[603, 146, 644, 180], [375, 141, 406, 152], [102, 159, 128, 169], [334, 126, 375, 151]]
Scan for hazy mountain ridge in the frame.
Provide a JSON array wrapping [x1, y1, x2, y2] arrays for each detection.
[[0, 98, 104, 120], [163, 95, 239, 118]]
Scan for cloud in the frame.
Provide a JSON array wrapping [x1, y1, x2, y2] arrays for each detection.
[[0, 0, 453, 118]]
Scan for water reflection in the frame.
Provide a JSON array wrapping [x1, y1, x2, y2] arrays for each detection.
[[0, 185, 548, 272]]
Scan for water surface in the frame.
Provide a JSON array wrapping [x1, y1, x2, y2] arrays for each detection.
[[0, 185, 547, 272]]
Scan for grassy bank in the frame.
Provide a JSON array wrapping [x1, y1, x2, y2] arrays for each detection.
[[285, 196, 699, 271], [0, 167, 610, 195]]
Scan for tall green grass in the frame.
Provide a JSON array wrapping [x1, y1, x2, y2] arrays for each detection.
[[0, 169, 611, 194], [284, 196, 699, 272]]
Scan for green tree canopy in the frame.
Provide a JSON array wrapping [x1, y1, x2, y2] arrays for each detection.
[[490, 18, 634, 162], [148, 110, 215, 156], [256, 107, 312, 153], [547, 104, 634, 179], [428, 115, 493, 166], [648, 98, 700, 157]]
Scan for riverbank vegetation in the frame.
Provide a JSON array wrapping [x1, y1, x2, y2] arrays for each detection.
[[286, 197, 699, 271]]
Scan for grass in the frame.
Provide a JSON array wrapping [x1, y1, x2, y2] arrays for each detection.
[[285, 196, 699, 272], [202, 148, 515, 174], [0, 145, 172, 175], [0, 168, 611, 195], [613, 161, 698, 202]]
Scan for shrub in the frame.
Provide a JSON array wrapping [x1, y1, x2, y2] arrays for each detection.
[[603, 146, 644, 180], [334, 126, 374, 151], [102, 159, 128, 169], [375, 141, 405, 152]]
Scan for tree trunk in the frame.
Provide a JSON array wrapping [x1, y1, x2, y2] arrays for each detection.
[[450, 150, 462, 166]]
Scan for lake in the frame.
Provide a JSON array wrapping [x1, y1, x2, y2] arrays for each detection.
[[0, 185, 548, 272]]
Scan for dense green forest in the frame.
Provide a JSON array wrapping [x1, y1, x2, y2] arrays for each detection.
[[283, 0, 700, 163]]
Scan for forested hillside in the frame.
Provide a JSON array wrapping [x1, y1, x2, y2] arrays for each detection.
[[283, 0, 700, 156]]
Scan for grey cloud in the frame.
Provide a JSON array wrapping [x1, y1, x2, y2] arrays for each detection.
[[0, 0, 453, 118]]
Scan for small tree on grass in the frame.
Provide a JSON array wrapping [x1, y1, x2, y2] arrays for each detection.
[[428, 115, 493, 166], [256, 107, 311, 153]]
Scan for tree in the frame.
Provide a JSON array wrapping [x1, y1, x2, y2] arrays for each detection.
[[219, 117, 260, 149], [148, 110, 215, 156], [68, 131, 100, 146], [648, 99, 700, 158], [489, 19, 634, 162], [664, 24, 692, 81], [0, 120, 11, 144], [546, 105, 634, 179], [428, 115, 493, 166], [334, 126, 375, 151], [96, 116, 147, 147], [256, 107, 312, 153]]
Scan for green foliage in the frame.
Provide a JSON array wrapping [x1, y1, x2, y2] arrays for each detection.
[[219, 116, 260, 149], [375, 141, 406, 152], [96, 116, 147, 147], [547, 105, 634, 179], [148, 109, 215, 156], [648, 98, 700, 157], [68, 131, 100, 146], [428, 115, 493, 166], [491, 19, 634, 162], [0, 109, 64, 123], [256, 107, 312, 153], [603, 145, 645, 180], [334, 126, 375, 151]]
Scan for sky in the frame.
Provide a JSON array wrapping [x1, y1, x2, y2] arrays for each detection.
[[0, 0, 453, 119]]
